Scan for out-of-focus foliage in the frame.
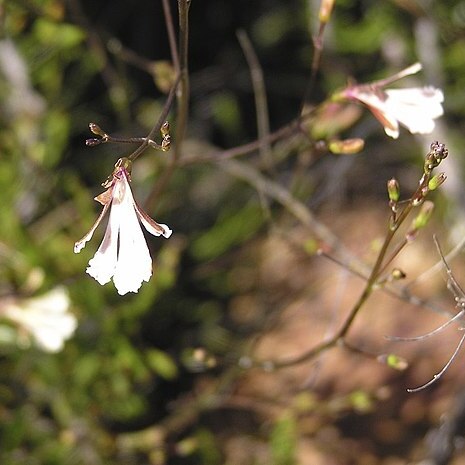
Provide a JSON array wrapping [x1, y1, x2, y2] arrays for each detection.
[[1, 0, 465, 464]]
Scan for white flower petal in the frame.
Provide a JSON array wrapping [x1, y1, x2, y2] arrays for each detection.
[[112, 175, 153, 295], [22, 287, 70, 314], [86, 194, 121, 285], [385, 88, 444, 135], [31, 314, 77, 352], [385, 87, 444, 107], [2, 287, 77, 353], [74, 203, 110, 254], [133, 199, 173, 238], [348, 85, 443, 138], [77, 164, 172, 294]]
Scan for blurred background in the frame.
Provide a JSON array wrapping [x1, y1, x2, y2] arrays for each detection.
[[2, 0, 465, 464]]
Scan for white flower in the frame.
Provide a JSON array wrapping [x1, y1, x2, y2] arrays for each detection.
[[74, 158, 172, 295], [1, 287, 76, 353], [340, 63, 444, 139]]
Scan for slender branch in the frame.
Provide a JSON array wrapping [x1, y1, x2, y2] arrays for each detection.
[[241, 144, 448, 370], [407, 330, 465, 393], [128, 73, 181, 162], [175, 0, 190, 162], [386, 310, 465, 342], [300, 0, 334, 111], [144, 0, 191, 210], [237, 29, 274, 171], [319, 250, 454, 319], [302, 22, 325, 108], [179, 117, 306, 166], [218, 158, 356, 265], [162, 0, 180, 72], [406, 234, 465, 294]]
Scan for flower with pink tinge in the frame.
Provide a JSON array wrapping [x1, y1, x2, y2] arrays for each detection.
[[74, 158, 172, 295], [339, 63, 444, 139]]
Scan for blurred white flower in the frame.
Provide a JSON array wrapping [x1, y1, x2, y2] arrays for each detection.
[[340, 63, 444, 139], [1, 287, 76, 353], [0, 39, 46, 119], [74, 158, 172, 295]]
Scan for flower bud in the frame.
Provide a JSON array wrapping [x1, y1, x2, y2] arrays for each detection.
[[161, 121, 170, 137], [391, 268, 406, 280], [412, 200, 434, 230], [428, 172, 447, 191], [387, 178, 400, 202], [377, 353, 408, 371], [406, 201, 434, 241], [430, 141, 448, 160], [89, 122, 106, 137], [161, 135, 171, 151], [328, 138, 365, 155], [85, 138, 101, 147], [114, 157, 132, 173], [318, 0, 335, 23]]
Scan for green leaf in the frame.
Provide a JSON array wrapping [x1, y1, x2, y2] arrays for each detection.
[[270, 413, 297, 465], [191, 203, 264, 260], [146, 349, 179, 380]]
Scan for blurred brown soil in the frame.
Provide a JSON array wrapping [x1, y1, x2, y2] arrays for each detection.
[[218, 201, 465, 464]]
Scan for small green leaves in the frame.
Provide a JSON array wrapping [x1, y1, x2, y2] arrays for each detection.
[[146, 349, 179, 380]]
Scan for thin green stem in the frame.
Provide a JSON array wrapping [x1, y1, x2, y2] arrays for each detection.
[[128, 73, 180, 162], [144, 0, 191, 210], [250, 169, 435, 370], [174, 0, 190, 162], [162, 0, 180, 72], [237, 29, 274, 172]]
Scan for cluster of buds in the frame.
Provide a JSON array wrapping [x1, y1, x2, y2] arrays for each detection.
[[424, 140, 449, 173], [160, 121, 171, 151], [387, 142, 448, 244], [86, 121, 172, 153]]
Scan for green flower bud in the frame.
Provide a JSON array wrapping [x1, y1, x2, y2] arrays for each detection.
[[328, 138, 365, 154], [412, 200, 434, 230], [377, 353, 408, 371], [89, 122, 106, 137], [387, 178, 400, 202], [161, 121, 170, 137], [319, 0, 335, 23], [428, 173, 447, 191]]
